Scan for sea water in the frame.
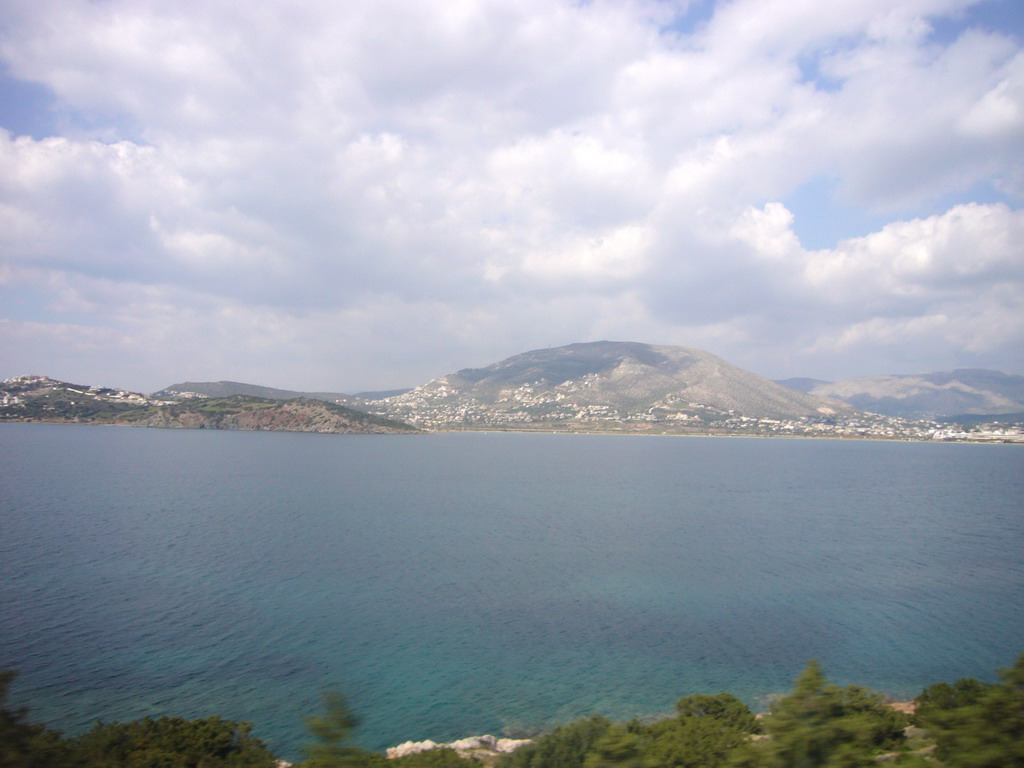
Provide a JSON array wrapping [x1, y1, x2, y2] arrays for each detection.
[[1, 423, 1022, 760]]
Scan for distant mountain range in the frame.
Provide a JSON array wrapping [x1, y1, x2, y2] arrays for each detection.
[[775, 369, 1024, 419], [161, 350, 1023, 424], [5, 343, 1023, 437]]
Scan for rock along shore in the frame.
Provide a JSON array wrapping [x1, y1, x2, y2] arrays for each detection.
[[386, 734, 533, 760]]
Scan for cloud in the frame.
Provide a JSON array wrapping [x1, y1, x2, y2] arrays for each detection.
[[714, 201, 1024, 374], [807, 203, 1024, 298], [0, 0, 1022, 390]]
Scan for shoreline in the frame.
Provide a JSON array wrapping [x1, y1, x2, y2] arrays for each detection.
[[380, 700, 919, 761], [426, 424, 1024, 445], [2, 418, 1022, 445]]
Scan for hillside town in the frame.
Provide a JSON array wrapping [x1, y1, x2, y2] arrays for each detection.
[[0, 375, 175, 408], [364, 387, 1024, 442]]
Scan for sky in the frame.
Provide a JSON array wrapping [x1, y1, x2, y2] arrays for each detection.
[[1, 0, 1023, 393]]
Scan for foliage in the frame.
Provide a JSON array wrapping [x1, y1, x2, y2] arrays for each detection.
[[624, 692, 760, 768], [0, 386, 418, 432], [8, 655, 1024, 768], [0, 389, 140, 421], [500, 715, 612, 768], [504, 693, 759, 768], [299, 691, 367, 768], [0, 670, 76, 768], [71, 715, 277, 768], [913, 676, 994, 725], [581, 724, 646, 768], [915, 652, 1024, 768], [643, 715, 750, 768], [674, 693, 759, 734], [729, 660, 908, 768], [387, 747, 479, 768]]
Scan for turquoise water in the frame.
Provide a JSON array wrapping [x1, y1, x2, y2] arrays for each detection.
[[1, 424, 1022, 760]]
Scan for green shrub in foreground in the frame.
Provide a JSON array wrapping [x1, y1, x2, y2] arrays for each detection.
[[6, 653, 1024, 768], [728, 660, 908, 768], [500, 715, 613, 768], [916, 654, 1024, 768]]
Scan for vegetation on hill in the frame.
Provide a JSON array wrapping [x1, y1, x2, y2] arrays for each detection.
[[913, 658, 1024, 767], [0, 377, 144, 422], [114, 395, 418, 434], [0, 376, 418, 434], [4, 654, 1024, 768], [156, 381, 356, 404], [728, 661, 907, 768], [2, 669, 278, 767]]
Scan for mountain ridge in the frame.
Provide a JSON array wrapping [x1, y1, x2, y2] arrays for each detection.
[[375, 341, 852, 427], [789, 369, 1024, 419]]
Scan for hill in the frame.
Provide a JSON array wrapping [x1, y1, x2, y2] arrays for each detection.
[[116, 395, 418, 434], [156, 380, 357, 404], [0, 375, 160, 420], [373, 341, 851, 428], [796, 369, 1024, 419], [157, 380, 411, 402], [0, 377, 417, 434]]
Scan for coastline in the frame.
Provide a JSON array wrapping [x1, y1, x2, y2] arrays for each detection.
[[379, 700, 918, 762], [3, 418, 1022, 445], [425, 424, 1024, 445]]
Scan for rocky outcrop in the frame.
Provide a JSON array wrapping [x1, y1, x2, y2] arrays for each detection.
[[386, 734, 532, 759]]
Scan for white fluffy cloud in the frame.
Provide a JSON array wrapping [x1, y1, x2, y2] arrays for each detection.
[[0, 0, 1021, 390], [727, 201, 1024, 374]]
